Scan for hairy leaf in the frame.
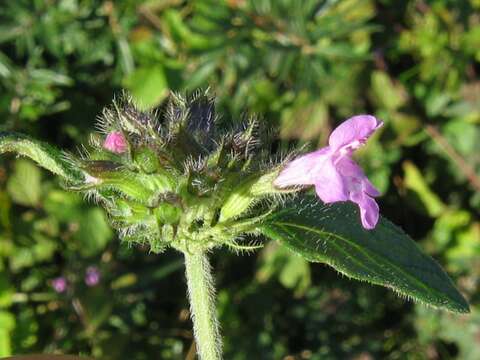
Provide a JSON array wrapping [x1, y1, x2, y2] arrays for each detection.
[[260, 196, 469, 313], [0, 132, 84, 183]]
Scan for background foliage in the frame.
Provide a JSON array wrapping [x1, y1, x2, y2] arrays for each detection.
[[0, 0, 479, 358]]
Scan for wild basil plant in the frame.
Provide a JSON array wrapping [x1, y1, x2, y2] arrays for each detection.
[[0, 92, 468, 359]]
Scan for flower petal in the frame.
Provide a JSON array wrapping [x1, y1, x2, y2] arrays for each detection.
[[363, 177, 380, 197], [335, 156, 380, 229], [357, 195, 379, 230], [274, 148, 330, 188], [328, 115, 383, 153], [312, 157, 349, 203], [336, 157, 380, 197]]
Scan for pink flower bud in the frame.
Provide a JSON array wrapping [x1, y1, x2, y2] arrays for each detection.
[[103, 131, 128, 153]]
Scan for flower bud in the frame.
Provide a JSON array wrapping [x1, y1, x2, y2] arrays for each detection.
[[219, 170, 281, 222], [155, 202, 182, 225], [103, 131, 128, 153]]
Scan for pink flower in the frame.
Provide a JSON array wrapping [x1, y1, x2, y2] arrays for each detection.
[[85, 266, 101, 287], [274, 115, 383, 229], [103, 131, 128, 153], [51, 277, 68, 293]]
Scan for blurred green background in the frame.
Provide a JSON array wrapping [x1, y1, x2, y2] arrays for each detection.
[[0, 0, 479, 359]]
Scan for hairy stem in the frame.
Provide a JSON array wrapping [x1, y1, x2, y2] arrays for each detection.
[[184, 250, 222, 360]]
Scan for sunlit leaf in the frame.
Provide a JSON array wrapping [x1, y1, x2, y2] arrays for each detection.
[[0, 132, 84, 183], [403, 161, 446, 217], [123, 65, 168, 110], [260, 196, 469, 313]]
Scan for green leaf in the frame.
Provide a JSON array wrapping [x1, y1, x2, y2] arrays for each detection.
[[43, 190, 112, 256], [43, 190, 84, 222], [256, 243, 311, 297], [259, 196, 469, 313], [6, 159, 41, 207], [0, 132, 84, 183], [280, 92, 329, 141], [0, 311, 14, 357], [74, 208, 113, 257], [9, 234, 57, 272], [403, 161, 446, 217], [369, 70, 408, 111], [79, 288, 113, 335], [0, 273, 13, 308], [123, 65, 168, 110]]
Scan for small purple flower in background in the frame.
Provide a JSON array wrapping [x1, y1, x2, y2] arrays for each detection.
[[274, 115, 383, 230], [85, 266, 101, 287], [103, 131, 128, 153], [51, 277, 68, 293]]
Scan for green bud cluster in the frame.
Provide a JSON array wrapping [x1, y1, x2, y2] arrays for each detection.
[[71, 91, 284, 253]]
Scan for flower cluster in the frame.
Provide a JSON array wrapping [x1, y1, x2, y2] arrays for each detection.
[[67, 92, 280, 253]]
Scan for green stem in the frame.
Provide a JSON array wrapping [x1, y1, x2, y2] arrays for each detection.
[[184, 250, 222, 360]]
